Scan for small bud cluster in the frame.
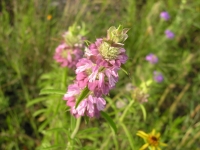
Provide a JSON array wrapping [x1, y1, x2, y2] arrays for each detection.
[[63, 25, 129, 118]]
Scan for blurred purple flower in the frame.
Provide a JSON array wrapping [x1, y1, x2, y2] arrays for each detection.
[[165, 30, 175, 39], [153, 71, 164, 83], [160, 11, 170, 21], [146, 53, 158, 64]]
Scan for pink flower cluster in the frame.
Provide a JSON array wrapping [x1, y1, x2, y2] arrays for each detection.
[[63, 26, 129, 118], [54, 43, 84, 68], [54, 28, 85, 69]]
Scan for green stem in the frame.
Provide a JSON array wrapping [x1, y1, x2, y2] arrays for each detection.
[[67, 117, 81, 150], [71, 117, 81, 139]]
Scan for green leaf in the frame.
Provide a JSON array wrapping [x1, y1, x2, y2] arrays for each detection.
[[39, 89, 66, 95], [84, 116, 89, 124], [38, 145, 66, 150], [120, 122, 134, 150], [121, 64, 130, 76], [100, 111, 117, 134], [26, 97, 47, 107], [84, 40, 92, 47], [75, 87, 90, 108], [139, 104, 146, 121], [33, 109, 47, 117]]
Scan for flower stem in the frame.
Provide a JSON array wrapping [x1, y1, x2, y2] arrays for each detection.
[[71, 117, 81, 139], [67, 117, 81, 150]]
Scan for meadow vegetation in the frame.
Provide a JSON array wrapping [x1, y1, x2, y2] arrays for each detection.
[[0, 0, 200, 149]]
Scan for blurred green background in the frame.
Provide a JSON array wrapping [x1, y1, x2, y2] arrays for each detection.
[[0, 0, 200, 149]]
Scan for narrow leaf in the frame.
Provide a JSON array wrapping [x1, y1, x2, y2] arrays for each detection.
[[121, 64, 129, 76], [75, 87, 90, 108], [120, 122, 134, 150], [101, 111, 117, 134], [139, 104, 146, 121], [26, 97, 47, 107], [39, 89, 66, 95]]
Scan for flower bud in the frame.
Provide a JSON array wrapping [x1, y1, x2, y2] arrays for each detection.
[[107, 25, 129, 44]]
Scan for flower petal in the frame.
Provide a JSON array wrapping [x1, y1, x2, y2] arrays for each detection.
[[139, 143, 149, 150]]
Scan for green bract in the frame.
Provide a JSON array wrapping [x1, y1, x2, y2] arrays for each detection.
[[107, 25, 129, 44], [99, 41, 120, 60]]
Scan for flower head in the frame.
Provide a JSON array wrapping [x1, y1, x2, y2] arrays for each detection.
[[63, 85, 106, 118], [165, 30, 175, 39], [160, 11, 170, 21], [47, 15, 52, 20], [76, 58, 119, 96], [137, 129, 167, 150], [53, 43, 84, 69], [132, 87, 149, 103], [54, 23, 87, 68], [154, 71, 164, 83], [87, 38, 128, 68], [146, 53, 158, 64]]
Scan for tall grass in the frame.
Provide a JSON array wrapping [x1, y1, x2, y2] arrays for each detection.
[[0, 0, 200, 149]]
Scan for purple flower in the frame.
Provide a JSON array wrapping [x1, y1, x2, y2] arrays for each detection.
[[153, 71, 164, 83], [160, 11, 170, 21], [145, 53, 158, 64], [165, 30, 175, 39]]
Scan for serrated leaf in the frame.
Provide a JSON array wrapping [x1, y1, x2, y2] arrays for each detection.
[[75, 87, 90, 108], [39, 89, 66, 95], [101, 111, 117, 134]]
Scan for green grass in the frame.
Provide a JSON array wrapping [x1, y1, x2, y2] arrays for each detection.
[[0, 0, 200, 150]]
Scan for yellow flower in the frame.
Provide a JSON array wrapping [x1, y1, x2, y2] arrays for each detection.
[[47, 15, 52, 20], [137, 129, 167, 150]]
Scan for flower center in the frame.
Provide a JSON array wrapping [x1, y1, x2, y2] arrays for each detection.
[[99, 42, 119, 60], [148, 136, 159, 146]]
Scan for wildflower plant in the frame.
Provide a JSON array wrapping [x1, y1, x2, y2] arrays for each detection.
[[153, 71, 164, 83], [137, 129, 167, 150], [146, 53, 158, 64], [160, 11, 170, 21], [165, 29, 175, 39], [63, 25, 129, 118]]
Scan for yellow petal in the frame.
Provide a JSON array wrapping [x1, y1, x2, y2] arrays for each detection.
[[139, 143, 149, 150], [156, 132, 160, 138], [151, 129, 156, 135], [137, 131, 148, 139], [160, 142, 167, 147], [151, 147, 156, 150]]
